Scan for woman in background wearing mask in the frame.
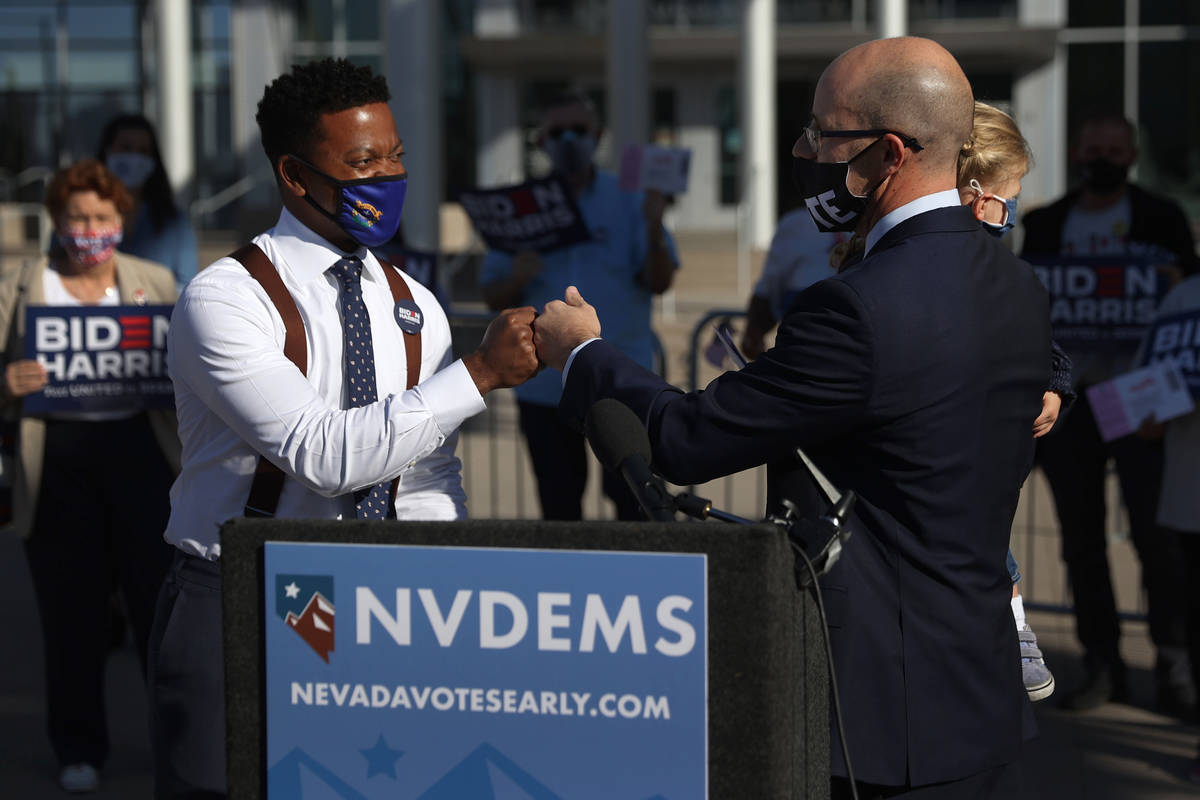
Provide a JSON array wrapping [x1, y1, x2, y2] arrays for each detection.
[[957, 101, 1075, 704], [0, 160, 180, 794], [97, 113, 198, 287]]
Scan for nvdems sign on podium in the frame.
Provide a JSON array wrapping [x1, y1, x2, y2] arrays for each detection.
[[23, 305, 173, 414], [264, 542, 708, 799]]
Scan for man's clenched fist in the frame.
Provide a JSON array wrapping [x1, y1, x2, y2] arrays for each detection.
[[463, 307, 540, 395]]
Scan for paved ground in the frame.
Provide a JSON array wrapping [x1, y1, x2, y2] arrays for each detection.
[[1, 530, 154, 799]]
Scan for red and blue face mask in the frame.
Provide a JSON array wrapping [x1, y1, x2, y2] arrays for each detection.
[[59, 227, 123, 267], [292, 156, 407, 248]]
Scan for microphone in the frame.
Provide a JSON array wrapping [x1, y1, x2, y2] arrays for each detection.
[[584, 399, 676, 521]]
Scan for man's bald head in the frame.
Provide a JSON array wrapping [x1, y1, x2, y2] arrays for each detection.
[[818, 37, 973, 173]]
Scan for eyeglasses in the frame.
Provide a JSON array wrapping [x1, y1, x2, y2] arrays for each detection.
[[545, 124, 591, 141], [797, 126, 924, 157]]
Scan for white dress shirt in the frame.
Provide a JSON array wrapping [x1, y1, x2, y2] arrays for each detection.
[[864, 188, 962, 255], [165, 209, 486, 559]]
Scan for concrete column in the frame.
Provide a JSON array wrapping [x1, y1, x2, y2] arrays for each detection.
[[740, 0, 775, 250], [851, 0, 869, 31], [474, 0, 522, 187], [674, 75, 736, 231], [384, 0, 441, 251], [1014, 53, 1067, 214], [606, 0, 649, 169], [1123, 0, 1139, 131], [476, 75, 524, 186], [153, 0, 194, 199], [474, 0, 519, 34], [1017, 0, 1066, 28], [231, 0, 290, 179], [875, 0, 906, 39], [1014, 0, 1068, 214]]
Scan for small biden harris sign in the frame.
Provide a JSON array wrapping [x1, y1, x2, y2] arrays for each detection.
[[24, 305, 174, 413], [1139, 308, 1200, 399], [264, 542, 708, 799], [457, 176, 593, 254]]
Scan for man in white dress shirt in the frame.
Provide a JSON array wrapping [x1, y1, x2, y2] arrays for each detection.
[[148, 58, 539, 799]]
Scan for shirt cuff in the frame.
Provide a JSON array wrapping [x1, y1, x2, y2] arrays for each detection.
[[562, 338, 601, 387], [414, 359, 487, 433]]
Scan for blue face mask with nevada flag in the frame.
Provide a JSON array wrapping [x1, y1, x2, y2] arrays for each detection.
[[293, 156, 407, 248]]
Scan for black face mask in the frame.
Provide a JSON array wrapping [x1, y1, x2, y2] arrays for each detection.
[[1080, 158, 1129, 194], [791, 136, 887, 233]]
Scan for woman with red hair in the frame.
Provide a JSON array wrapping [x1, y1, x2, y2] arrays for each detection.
[[0, 159, 180, 793]]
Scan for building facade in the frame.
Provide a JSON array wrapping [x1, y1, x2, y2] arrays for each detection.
[[1, 0, 1196, 250]]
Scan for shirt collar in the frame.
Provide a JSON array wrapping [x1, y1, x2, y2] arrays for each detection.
[[271, 207, 384, 286], [864, 189, 962, 256]]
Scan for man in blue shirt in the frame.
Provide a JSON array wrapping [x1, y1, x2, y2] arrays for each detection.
[[480, 90, 679, 520]]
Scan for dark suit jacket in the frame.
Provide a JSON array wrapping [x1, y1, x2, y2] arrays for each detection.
[[561, 205, 1051, 787]]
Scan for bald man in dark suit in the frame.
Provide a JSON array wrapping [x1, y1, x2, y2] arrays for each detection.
[[534, 37, 1049, 799]]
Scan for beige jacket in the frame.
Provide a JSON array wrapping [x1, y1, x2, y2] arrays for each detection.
[[0, 254, 183, 538]]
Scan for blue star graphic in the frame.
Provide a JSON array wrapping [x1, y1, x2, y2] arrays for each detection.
[[359, 734, 404, 780]]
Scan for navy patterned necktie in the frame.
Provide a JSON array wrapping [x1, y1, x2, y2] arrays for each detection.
[[329, 256, 391, 519]]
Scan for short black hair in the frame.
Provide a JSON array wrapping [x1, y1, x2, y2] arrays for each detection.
[[256, 58, 391, 170]]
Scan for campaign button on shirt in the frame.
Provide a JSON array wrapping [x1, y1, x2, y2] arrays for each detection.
[[394, 299, 423, 335]]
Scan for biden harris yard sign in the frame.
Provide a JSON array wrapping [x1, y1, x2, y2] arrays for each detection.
[[264, 542, 708, 800], [23, 304, 173, 413], [1028, 256, 1170, 351]]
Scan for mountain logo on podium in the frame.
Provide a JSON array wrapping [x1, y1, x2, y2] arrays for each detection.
[[416, 742, 564, 799], [276, 574, 335, 662], [268, 740, 672, 798], [268, 747, 369, 799]]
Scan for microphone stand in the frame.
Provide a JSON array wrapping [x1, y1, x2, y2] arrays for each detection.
[[669, 488, 856, 590], [672, 492, 758, 525], [583, 395, 853, 589]]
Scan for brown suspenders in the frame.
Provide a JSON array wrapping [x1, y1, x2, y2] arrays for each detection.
[[228, 243, 422, 518]]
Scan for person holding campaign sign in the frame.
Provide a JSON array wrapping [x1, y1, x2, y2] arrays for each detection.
[[1143, 275, 1200, 783], [1023, 112, 1197, 715], [152, 58, 539, 799], [0, 159, 180, 794], [479, 89, 679, 522], [1136, 275, 1200, 776]]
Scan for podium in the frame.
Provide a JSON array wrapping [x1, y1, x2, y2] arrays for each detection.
[[221, 517, 829, 799]]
